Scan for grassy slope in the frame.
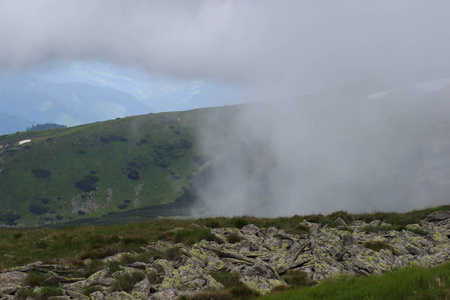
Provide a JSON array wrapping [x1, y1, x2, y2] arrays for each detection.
[[0, 110, 205, 226], [258, 263, 450, 300]]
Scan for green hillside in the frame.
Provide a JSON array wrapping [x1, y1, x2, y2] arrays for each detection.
[[0, 108, 217, 227], [2, 93, 450, 228]]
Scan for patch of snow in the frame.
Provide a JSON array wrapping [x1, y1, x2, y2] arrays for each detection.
[[19, 139, 31, 145], [415, 78, 450, 92], [367, 90, 391, 99]]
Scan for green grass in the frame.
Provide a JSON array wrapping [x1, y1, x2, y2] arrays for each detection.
[[0, 110, 203, 227], [362, 241, 394, 252], [191, 268, 261, 300], [112, 271, 146, 293], [259, 263, 450, 300]]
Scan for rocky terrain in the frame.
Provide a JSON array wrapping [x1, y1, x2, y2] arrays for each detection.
[[1, 211, 449, 299]]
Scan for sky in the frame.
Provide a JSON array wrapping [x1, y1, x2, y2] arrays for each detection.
[[1, 0, 450, 107]]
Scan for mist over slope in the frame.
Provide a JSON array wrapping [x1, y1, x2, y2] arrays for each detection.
[[193, 80, 450, 216]]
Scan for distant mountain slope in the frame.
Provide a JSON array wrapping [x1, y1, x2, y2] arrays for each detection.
[[0, 112, 34, 135], [0, 72, 151, 134]]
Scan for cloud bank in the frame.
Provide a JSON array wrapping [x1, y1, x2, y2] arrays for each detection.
[[193, 83, 450, 216], [1, 0, 450, 99]]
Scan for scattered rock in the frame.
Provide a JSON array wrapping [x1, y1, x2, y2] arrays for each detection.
[[425, 211, 450, 222], [1, 213, 449, 299]]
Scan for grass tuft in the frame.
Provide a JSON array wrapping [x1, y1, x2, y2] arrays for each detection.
[[362, 241, 394, 252], [282, 270, 312, 287], [112, 271, 145, 293], [24, 271, 50, 287], [226, 233, 242, 244]]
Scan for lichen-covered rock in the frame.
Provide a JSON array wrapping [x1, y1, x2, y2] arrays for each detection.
[[0, 271, 26, 296], [150, 288, 179, 300], [101, 252, 133, 263], [239, 275, 285, 295], [5, 261, 42, 272], [0, 271, 26, 286], [131, 279, 151, 299], [0, 284, 20, 296], [130, 262, 147, 270], [425, 211, 450, 222], [65, 289, 90, 299], [44, 275, 85, 285], [104, 291, 134, 300], [89, 291, 105, 300], [1, 213, 449, 299]]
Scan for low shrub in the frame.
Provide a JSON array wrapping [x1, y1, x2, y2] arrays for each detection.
[[107, 261, 123, 276], [407, 228, 428, 236], [75, 179, 96, 192], [233, 218, 249, 229], [204, 219, 221, 228], [100, 135, 128, 144], [73, 259, 105, 278], [287, 224, 310, 235], [165, 247, 183, 261], [17, 288, 36, 299], [127, 169, 140, 180], [112, 271, 145, 293], [1, 213, 21, 225], [361, 225, 381, 233], [80, 245, 119, 260], [35, 240, 49, 249], [327, 211, 355, 225], [37, 287, 63, 299], [226, 233, 242, 244], [282, 270, 312, 287], [363, 241, 394, 252], [171, 227, 215, 246], [82, 285, 102, 296], [28, 204, 50, 215], [24, 271, 50, 287], [118, 204, 129, 209], [84, 175, 100, 182], [12, 232, 23, 239], [31, 168, 51, 178], [209, 269, 260, 299], [190, 290, 233, 300], [40, 198, 50, 204], [229, 285, 260, 298]]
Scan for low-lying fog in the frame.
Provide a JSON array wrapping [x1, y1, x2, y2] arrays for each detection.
[[193, 81, 450, 217]]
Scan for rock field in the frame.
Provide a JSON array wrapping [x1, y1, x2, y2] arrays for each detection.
[[1, 211, 449, 299]]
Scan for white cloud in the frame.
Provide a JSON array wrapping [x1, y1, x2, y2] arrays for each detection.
[[1, 0, 450, 100]]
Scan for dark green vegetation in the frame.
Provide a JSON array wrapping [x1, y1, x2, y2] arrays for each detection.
[[259, 262, 450, 300], [0, 205, 448, 272], [26, 123, 67, 132]]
